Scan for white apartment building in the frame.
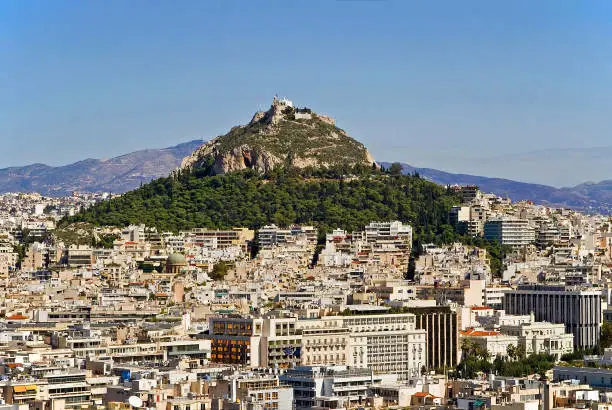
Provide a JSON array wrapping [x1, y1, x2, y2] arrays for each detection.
[[255, 312, 426, 379], [484, 286, 511, 309], [260, 316, 303, 369], [484, 217, 536, 247], [450, 206, 470, 225], [0, 244, 17, 276], [257, 225, 316, 248], [450, 206, 486, 237], [298, 317, 350, 367], [364, 221, 413, 244], [281, 365, 389, 410], [120, 224, 146, 243], [336, 313, 426, 380]]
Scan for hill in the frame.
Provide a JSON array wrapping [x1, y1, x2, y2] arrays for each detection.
[[180, 97, 375, 175], [0, 140, 203, 196], [66, 99, 455, 238], [380, 162, 612, 214], [66, 169, 460, 244]]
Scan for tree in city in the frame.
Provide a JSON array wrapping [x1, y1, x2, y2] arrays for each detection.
[[601, 321, 612, 350], [209, 261, 230, 281]]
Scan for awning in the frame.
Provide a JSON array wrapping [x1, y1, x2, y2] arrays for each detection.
[[13, 386, 27, 393]]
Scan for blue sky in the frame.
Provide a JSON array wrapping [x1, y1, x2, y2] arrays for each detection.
[[2, 0, 611, 186]]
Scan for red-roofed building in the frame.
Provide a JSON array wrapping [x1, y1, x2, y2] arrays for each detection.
[[411, 392, 443, 406], [460, 327, 519, 360], [6, 313, 28, 321], [460, 328, 500, 337]]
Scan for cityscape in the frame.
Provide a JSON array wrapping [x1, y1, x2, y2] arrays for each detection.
[[3, 2, 612, 410]]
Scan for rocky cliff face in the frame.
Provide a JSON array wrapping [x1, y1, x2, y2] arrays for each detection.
[[181, 98, 376, 174], [181, 141, 283, 174]]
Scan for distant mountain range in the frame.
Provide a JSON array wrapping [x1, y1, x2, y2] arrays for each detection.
[[0, 140, 610, 214], [427, 146, 612, 187], [379, 162, 612, 214], [0, 140, 204, 196]]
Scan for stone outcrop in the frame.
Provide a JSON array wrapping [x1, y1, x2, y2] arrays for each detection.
[[181, 98, 376, 175], [181, 141, 283, 174]]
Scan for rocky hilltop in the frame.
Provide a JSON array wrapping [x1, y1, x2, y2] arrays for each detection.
[[181, 97, 376, 174]]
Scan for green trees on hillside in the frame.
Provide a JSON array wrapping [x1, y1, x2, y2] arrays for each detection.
[[459, 235, 513, 278], [64, 167, 511, 277], [66, 168, 461, 241]]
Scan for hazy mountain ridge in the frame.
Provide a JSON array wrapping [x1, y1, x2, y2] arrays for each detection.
[[0, 140, 204, 196], [1, 142, 610, 214], [379, 162, 612, 214], [453, 146, 612, 187]]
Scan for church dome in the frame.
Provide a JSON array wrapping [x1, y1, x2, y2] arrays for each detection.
[[166, 253, 187, 266]]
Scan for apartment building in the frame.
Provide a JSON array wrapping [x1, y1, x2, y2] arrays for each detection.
[[260, 316, 303, 369], [537, 225, 561, 248], [554, 366, 612, 389], [459, 186, 481, 203], [206, 317, 263, 367], [336, 313, 426, 380], [0, 244, 17, 276], [484, 217, 535, 247], [257, 225, 316, 249], [364, 221, 413, 244], [165, 397, 211, 410], [298, 317, 350, 367], [66, 246, 94, 267], [209, 374, 293, 410], [281, 365, 384, 410], [104, 343, 164, 364], [484, 286, 511, 309], [190, 228, 254, 252], [29, 367, 92, 409], [450, 206, 486, 237], [1, 381, 46, 406]]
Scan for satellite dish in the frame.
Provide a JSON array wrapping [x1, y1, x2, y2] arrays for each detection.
[[128, 396, 143, 408]]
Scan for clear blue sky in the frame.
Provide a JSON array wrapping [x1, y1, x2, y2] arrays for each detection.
[[2, 0, 611, 186]]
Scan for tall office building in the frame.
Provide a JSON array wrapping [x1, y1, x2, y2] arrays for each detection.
[[502, 285, 601, 349], [407, 305, 459, 370]]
